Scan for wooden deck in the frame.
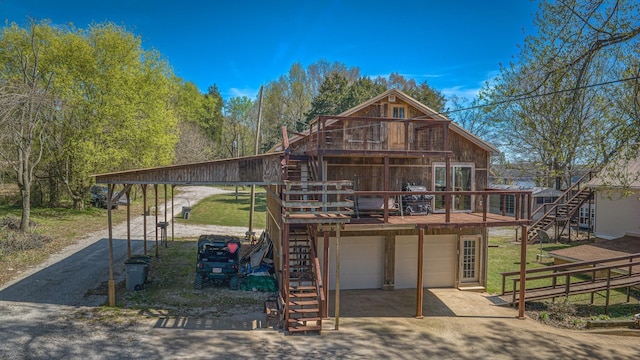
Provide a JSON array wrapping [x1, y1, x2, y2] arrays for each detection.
[[284, 211, 528, 228], [348, 212, 528, 229]]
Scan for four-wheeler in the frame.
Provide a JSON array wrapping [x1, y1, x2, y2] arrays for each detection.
[[194, 235, 241, 290]]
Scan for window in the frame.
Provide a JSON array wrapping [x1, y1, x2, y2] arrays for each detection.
[[392, 106, 406, 118]]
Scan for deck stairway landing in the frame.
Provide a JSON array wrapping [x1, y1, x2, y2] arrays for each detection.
[[527, 172, 595, 244]]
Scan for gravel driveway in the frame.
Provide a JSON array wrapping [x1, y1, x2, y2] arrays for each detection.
[[0, 186, 638, 359]]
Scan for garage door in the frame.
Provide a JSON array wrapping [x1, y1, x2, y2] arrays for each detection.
[[395, 235, 457, 288], [318, 236, 384, 290]]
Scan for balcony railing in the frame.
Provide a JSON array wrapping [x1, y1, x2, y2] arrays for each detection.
[[307, 116, 452, 154], [351, 189, 533, 225]]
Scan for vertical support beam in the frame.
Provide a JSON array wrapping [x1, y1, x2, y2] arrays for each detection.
[[416, 227, 425, 319], [518, 225, 527, 319], [323, 230, 330, 318], [171, 185, 175, 242], [142, 184, 147, 255], [404, 119, 409, 151], [335, 225, 341, 330], [445, 156, 451, 223], [154, 184, 158, 258], [515, 193, 520, 221], [383, 156, 390, 223], [383, 232, 395, 291], [107, 184, 116, 307], [164, 184, 168, 248], [482, 193, 487, 222], [126, 186, 131, 259]]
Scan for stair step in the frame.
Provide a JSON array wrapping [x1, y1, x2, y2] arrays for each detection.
[[290, 292, 318, 298], [288, 300, 319, 306], [290, 285, 316, 291], [287, 316, 322, 323], [289, 307, 320, 314], [287, 325, 322, 333]]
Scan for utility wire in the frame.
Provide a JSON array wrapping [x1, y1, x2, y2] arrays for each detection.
[[286, 74, 640, 135]]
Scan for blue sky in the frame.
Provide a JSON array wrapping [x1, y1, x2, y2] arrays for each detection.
[[1, 0, 539, 100]]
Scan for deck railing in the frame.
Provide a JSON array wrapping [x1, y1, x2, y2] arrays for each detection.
[[352, 189, 533, 224], [280, 180, 354, 224], [308, 115, 452, 154]]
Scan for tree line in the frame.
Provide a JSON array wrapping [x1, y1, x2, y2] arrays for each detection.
[[2, 0, 639, 232]]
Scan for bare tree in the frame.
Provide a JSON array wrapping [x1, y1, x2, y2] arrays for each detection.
[[0, 23, 54, 231]]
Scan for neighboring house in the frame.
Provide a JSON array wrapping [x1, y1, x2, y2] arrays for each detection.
[[488, 184, 563, 221], [586, 148, 640, 240]]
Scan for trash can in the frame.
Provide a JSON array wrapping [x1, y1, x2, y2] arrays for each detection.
[[182, 206, 191, 219], [125, 258, 148, 291], [129, 255, 152, 282]]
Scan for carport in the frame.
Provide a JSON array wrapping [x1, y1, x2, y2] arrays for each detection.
[[93, 153, 284, 306]]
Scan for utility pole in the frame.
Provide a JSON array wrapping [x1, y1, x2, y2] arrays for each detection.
[[248, 85, 264, 243]]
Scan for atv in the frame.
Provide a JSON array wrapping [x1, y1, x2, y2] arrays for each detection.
[[194, 235, 241, 290]]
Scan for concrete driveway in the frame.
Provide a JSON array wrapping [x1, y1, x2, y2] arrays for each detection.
[[136, 288, 639, 360]]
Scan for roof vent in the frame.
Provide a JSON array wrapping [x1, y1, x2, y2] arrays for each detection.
[[388, 94, 396, 102]]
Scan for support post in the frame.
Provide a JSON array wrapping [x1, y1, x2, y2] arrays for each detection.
[[445, 156, 451, 223], [171, 185, 175, 242], [164, 184, 168, 248], [416, 227, 425, 318], [154, 184, 158, 258], [518, 225, 527, 319], [323, 230, 330, 318], [383, 156, 389, 223], [126, 186, 131, 259], [142, 184, 147, 255], [107, 184, 116, 306], [335, 225, 341, 330]]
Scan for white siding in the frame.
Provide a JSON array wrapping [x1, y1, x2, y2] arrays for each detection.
[[595, 190, 640, 239]]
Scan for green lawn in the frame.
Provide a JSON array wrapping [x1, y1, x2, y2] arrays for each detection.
[[177, 189, 266, 229]]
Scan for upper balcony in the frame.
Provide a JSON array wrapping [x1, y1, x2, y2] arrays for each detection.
[[306, 116, 452, 157]]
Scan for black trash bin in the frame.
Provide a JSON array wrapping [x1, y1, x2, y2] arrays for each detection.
[[125, 258, 148, 291]]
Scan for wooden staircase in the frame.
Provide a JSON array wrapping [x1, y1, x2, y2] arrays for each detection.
[[527, 172, 595, 243], [285, 225, 323, 334]]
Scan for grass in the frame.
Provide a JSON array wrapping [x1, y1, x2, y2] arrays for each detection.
[[117, 238, 271, 317], [177, 189, 266, 229], [0, 185, 172, 286]]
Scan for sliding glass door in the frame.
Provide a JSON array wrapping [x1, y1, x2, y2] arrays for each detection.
[[433, 164, 473, 212]]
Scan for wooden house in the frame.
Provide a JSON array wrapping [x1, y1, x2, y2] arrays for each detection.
[[94, 89, 533, 334], [264, 89, 532, 333]]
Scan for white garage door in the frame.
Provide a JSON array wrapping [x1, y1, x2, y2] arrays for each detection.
[[395, 235, 457, 289], [318, 236, 385, 290]]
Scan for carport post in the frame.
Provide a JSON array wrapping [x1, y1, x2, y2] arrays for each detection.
[[171, 185, 175, 242], [518, 225, 527, 319], [126, 186, 131, 259], [416, 227, 424, 318], [323, 230, 330, 318], [154, 184, 158, 258], [107, 184, 116, 306], [335, 225, 341, 330], [142, 184, 147, 255], [164, 184, 168, 247]]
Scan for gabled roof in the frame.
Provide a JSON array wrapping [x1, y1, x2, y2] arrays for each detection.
[[587, 146, 640, 189], [280, 88, 499, 155]]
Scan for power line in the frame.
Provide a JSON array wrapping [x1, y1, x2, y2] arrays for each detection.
[[285, 75, 640, 135]]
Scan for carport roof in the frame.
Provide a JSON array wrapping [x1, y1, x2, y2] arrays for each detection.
[[93, 152, 284, 185]]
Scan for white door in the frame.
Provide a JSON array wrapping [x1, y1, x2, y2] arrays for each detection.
[[395, 235, 457, 288], [318, 236, 384, 290], [460, 235, 480, 283]]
